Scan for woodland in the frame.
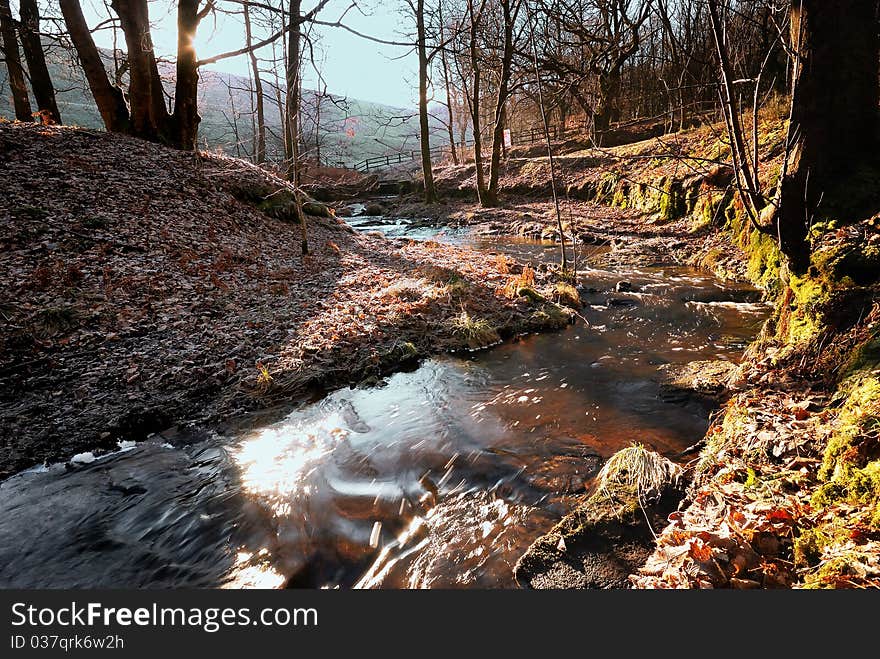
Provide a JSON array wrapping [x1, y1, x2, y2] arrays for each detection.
[[1, 1, 879, 589]]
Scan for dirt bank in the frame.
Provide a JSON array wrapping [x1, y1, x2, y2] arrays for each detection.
[[0, 121, 574, 479]]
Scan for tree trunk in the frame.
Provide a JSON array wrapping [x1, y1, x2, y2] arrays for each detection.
[[244, 2, 266, 164], [170, 0, 202, 151], [285, 0, 308, 255], [777, 0, 880, 274], [17, 0, 60, 124], [417, 0, 437, 203], [486, 0, 517, 207], [111, 0, 170, 142], [0, 0, 31, 121], [592, 69, 621, 144], [59, 0, 130, 133]]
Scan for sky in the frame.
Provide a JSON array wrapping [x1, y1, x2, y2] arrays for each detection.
[[81, 0, 420, 109]]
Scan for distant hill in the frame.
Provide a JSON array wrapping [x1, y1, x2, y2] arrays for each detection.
[[0, 45, 448, 167]]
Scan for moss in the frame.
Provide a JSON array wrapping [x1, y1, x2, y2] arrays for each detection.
[[382, 341, 420, 364], [657, 177, 687, 222], [812, 240, 880, 287], [793, 527, 828, 567], [596, 172, 620, 204], [808, 374, 880, 533], [801, 554, 865, 589], [745, 229, 782, 291], [516, 286, 545, 304], [552, 282, 581, 308], [526, 304, 573, 331], [843, 332, 880, 377]]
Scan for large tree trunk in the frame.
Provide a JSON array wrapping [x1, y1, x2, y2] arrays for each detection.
[[17, 0, 60, 124], [0, 0, 31, 121], [59, 0, 130, 133], [111, 0, 170, 142], [486, 0, 517, 207], [592, 69, 621, 143], [170, 0, 201, 150], [777, 0, 880, 274], [243, 3, 266, 164], [417, 0, 437, 203]]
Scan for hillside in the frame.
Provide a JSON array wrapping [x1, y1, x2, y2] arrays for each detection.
[[0, 120, 568, 479], [0, 46, 449, 166]]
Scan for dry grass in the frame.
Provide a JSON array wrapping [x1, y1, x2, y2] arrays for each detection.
[[596, 444, 683, 502]]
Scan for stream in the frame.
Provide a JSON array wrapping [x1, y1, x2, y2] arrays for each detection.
[[0, 215, 771, 589]]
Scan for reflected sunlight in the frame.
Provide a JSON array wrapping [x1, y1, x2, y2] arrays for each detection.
[[231, 413, 350, 517]]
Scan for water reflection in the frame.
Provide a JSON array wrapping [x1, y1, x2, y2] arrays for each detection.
[[0, 232, 771, 589]]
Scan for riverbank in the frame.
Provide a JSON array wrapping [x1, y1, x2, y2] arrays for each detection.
[[411, 112, 879, 589], [0, 121, 575, 478]]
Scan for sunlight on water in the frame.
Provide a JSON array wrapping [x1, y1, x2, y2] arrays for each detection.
[[232, 414, 349, 517], [223, 549, 286, 589]]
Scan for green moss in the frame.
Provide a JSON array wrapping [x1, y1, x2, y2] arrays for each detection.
[[811, 374, 880, 524], [745, 229, 782, 290], [793, 527, 828, 567], [843, 332, 880, 377], [801, 554, 865, 589], [516, 286, 545, 304], [527, 304, 573, 331], [812, 241, 880, 287], [657, 177, 686, 222], [596, 172, 620, 204]]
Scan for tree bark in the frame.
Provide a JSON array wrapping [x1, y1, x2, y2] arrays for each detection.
[[416, 0, 437, 203], [111, 0, 170, 142], [777, 0, 880, 274], [170, 0, 202, 150], [592, 69, 621, 142], [0, 0, 31, 121], [59, 0, 130, 133], [285, 0, 308, 254], [244, 2, 266, 164], [17, 0, 60, 124]]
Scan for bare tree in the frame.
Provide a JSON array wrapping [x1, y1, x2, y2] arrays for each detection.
[[485, 0, 521, 206], [0, 0, 31, 120], [59, 0, 130, 132], [244, 1, 267, 163], [18, 0, 61, 123]]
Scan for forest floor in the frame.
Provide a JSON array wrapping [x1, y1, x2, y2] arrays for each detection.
[[0, 121, 576, 479]]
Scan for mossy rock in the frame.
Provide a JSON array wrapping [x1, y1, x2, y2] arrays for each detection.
[[516, 286, 546, 304], [301, 201, 333, 218], [514, 476, 685, 589], [659, 360, 736, 405], [552, 282, 581, 308]]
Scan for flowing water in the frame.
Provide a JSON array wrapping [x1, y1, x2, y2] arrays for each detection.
[[0, 216, 771, 589]]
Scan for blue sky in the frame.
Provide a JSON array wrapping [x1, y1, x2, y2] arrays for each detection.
[[82, 0, 419, 109]]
